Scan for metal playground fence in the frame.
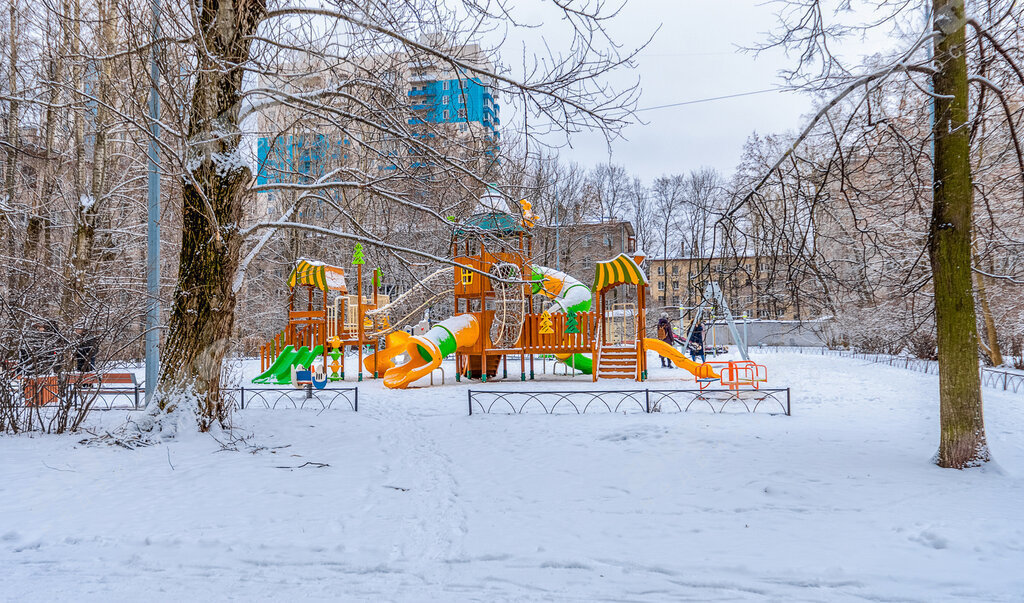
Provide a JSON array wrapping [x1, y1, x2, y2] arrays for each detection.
[[9, 383, 359, 412], [755, 346, 1024, 394], [467, 388, 791, 416]]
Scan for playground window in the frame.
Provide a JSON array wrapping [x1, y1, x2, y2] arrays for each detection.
[[461, 269, 474, 285]]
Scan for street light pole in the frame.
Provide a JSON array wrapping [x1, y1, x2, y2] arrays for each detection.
[[554, 190, 560, 271], [145, 0, 161, 403]]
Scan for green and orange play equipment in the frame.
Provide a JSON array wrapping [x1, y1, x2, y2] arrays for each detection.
[[256, 196, 764, 391], [360, 199, 749, 389], [254, 251, 389, 385]]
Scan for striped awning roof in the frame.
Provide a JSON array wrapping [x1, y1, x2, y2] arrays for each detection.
[[593, 254, 648, 292], [287, 259, 348, 292]]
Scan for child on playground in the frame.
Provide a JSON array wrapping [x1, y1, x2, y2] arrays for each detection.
[[688, 322, 706, 363], [656, 314, 676, 368]]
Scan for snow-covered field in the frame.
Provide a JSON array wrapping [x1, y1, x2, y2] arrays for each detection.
[[3, 351, 1023, 601]]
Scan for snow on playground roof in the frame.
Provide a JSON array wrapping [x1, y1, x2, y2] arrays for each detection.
[[288, 259, 348, 293], [593, 253, 648, 292], [454, 212, 527, 237]]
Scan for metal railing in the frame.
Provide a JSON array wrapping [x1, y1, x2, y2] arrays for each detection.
[[467, 388, 790, 416], [231, 386, 358, 411], [755, 346, 1024, 394], [6, 384, 359, 412]]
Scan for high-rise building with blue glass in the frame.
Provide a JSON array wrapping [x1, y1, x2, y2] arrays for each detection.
[[255, 43, 501, 193], [407, 64, 500, 159]]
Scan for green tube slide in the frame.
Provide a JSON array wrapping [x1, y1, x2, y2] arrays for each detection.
[[417, 324, 458, 362], [530, 265, 596, 375]]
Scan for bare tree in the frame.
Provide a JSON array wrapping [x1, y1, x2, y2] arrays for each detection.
[[628, 176, 655, 256], [651, 174, 684, 308], [729, 0, 1024, 468], [114, 0, 645, 431], [589, 162, 631, 221]]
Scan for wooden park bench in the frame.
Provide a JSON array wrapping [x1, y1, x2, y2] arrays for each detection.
[[24, 372, 141, 408]]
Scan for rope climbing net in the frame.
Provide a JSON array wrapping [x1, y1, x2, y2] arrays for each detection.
[[488, 262, 527, 348]]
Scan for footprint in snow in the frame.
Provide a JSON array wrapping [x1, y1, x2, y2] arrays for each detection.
[[911, 530, 949, 550]]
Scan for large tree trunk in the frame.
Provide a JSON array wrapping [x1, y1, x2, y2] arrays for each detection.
[[24, 49, 60, 266], [60, 0, 86, 311], [929, 0, 988, 468], [65, 0, 114, 306], [5, 2, 18, 263], [158, 0, 265, 431]]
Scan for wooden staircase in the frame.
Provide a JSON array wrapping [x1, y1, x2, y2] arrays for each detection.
[[597, 343, 639, 380], [466, 355, 502, 379]]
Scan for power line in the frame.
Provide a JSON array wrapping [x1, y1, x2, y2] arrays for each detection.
[[637, 88, 791, 112]]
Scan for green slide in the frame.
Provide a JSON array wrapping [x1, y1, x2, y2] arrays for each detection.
[[253, 345, 297, 384], [558, 353, 593, 374], [252, 345, 324, 385]]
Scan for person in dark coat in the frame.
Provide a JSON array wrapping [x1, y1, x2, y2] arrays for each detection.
[[688, 322, 706, 363], [75, 330, 100, 373], [656, 314, 676, 368]]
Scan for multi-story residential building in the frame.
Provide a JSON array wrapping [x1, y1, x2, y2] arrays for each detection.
[[532, 218, 636, 286], [406, 49, 500, 160], [253, 40, 500, 200], [648, 253, 818, 322]]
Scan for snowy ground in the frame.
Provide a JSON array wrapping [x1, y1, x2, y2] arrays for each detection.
[[3, 351, 1024, 601]]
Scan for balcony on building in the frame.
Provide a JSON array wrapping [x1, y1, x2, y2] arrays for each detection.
[[408, 72, 438, 84], [407, 88, 436, 99]]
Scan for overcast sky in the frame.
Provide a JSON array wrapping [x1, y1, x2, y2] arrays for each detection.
[[496, 0, 898, 182]]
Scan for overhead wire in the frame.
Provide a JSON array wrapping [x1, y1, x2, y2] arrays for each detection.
[[637, 88, 794, 112]]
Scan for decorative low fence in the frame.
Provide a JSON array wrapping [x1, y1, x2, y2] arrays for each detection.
[[230, 387, 358, 411], [6, 384, 359, 412], [467, 388, 791, 416], [755, 346, 1024, 394]]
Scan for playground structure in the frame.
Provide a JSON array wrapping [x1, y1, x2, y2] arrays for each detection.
[[360, 208, 738, 389], [254, 253, 393, 384], [254, 202, 766, 391]]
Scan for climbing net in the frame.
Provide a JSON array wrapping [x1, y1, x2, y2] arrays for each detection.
[[488, 262, 527, 348], [364, 267, 455, 338]]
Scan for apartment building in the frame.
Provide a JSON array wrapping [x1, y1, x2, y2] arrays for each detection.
[[532, 219, 637, 286], [253, 40, 500, 206], [648, 254, 816, 322]]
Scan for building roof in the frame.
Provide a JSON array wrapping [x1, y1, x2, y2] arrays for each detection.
[[288, 259, 348, 293], [650, 254, 761, 262], [533, 218, 635, 234], [593, 254, 648, 292], [454, 211, 527, 238]]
